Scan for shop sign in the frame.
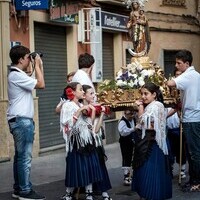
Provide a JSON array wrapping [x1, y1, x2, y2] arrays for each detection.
[[15, 0, 49, 10], [101, 11, 128, 32], [51, 13, 79, 24], [50, 4, 79, 24]]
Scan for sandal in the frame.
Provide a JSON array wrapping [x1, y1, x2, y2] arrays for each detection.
[[85, 191, 94, 200], [60, 192, 74, 200], [182, 184, 200, 192], [190, 184, 200, 192]]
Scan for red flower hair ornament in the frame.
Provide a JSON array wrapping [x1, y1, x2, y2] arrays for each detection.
[[65, 88, 75, 100]]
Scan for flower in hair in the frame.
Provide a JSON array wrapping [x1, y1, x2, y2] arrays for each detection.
[[65, 88, 75, 100]]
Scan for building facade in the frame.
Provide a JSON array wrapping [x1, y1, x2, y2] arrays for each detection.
[[0, 0, 200, 161]]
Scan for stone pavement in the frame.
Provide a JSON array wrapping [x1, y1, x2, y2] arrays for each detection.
[[0, 142, 200, 200]]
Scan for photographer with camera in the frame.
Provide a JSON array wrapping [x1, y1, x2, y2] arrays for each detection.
[[7, 45, 45, 200]]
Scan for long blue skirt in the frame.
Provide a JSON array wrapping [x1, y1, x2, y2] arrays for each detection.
[[93, 160, 112, 192], [65, 149, 103, 187], [132, 143, 172, 200]]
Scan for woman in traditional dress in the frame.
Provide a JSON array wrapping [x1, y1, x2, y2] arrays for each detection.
[[132, 82, 172, 200], [60, 82, 102, 200], [82, 84, 112, 200]]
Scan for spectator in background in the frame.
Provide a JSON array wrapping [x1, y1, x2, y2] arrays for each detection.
[[118, 109, 136, 186], [72, 53, 96, 95], [55, 71, 76, 114], [66, 71, 76, 83]]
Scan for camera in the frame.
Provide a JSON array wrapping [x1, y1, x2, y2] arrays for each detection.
[[29, 52, 43, 59]]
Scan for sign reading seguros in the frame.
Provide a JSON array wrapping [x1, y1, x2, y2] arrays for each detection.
[[15, 0, 49, 10]]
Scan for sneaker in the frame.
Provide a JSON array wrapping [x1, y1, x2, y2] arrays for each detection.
[[19, 190, 45, 200], [60, 192, 74, 200], [124, 177, 132, 186], [181, 170, 186, 179], [12, 190, 20, 199]]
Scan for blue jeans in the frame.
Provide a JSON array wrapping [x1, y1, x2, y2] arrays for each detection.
[[8, 117, 35, 194], [182, 122, 200, 185]]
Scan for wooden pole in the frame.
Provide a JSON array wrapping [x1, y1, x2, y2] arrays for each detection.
[[178, 111, 183, 185]]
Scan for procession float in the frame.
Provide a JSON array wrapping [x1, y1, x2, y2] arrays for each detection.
[[97, 0, 179, 111]]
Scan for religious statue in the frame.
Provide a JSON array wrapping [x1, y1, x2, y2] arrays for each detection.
[[126, 0, 151, 56]]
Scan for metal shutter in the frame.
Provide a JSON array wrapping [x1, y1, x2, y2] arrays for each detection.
[[102, 32, 116, 120], [102, 32, 114, 80], [34, 22, 67, 149]]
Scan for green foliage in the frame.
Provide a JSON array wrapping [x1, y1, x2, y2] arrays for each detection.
[[98, 80, 117, 91]]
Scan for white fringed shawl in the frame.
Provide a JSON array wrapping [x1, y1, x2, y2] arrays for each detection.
[[139, 100, 168, 155], [60, 101, 94, 155], [93, 117, 104, 147]]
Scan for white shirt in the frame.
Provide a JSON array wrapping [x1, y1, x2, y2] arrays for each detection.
[[118, 117, 135, 137], [7, 66, 37, 120], [174, 66, 200, 122], [72, 69, 95, 91], [167, 108, 180, 129], [72, 69, 96, 101]]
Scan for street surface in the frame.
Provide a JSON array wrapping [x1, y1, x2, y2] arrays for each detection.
[[0, 143, 200, 199]]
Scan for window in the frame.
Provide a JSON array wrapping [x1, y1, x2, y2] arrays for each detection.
[[164, 50, 179, 78]]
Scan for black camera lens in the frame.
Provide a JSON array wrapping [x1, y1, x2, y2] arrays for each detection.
[[29, 52, 43, 59]]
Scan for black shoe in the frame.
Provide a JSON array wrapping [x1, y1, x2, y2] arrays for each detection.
[[12, 190, 20, 199], [85, 191, 94, 200], [19, 190, 45, 200]]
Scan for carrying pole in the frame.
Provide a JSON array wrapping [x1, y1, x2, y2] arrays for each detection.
[[178, 111, 183, 185]]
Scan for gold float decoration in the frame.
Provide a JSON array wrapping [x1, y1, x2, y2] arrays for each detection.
[[97, 56, 179, 111]]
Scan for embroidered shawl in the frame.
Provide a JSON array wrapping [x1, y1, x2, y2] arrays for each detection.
[[60, 101, 94, 155], [139, 100, 168, 155]]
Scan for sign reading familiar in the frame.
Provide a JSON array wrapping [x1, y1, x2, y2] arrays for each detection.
[[15, 0, 49, 10]]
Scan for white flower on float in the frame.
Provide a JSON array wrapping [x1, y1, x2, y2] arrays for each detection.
[[138, 76, 145, 86], [133, 79, 138, 86], [140, 69, 149, 77], [148, 69, 155, 76], [129, 64, 136, 74], [128, 80, 134, 87], [132, 74, 138, 79], [116, 80, 127, 86], [130, 69, 136, 74], [135, 62, 143, 71]]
